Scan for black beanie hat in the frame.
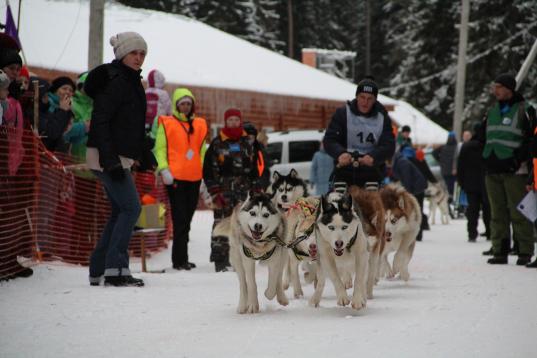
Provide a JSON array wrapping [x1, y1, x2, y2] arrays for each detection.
[[49, 76, 76, 94], [243, 121, 258, 136], [401, 125, 411, 133], [0, 48, 22, 69], [494, 73, 516, 92], [356, 78, 378, 96]]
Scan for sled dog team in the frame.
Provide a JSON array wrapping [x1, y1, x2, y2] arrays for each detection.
[[213, 169, 421, 314]]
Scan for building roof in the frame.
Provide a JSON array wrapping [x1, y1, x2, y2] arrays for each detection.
[[7, 0, 448, 145]]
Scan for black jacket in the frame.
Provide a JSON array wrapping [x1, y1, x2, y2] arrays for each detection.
[[323, 99, 395, 166], [457, 138, 486, 193], [39, 104, 72, 152], [391, 152, 427, 195], [86, 60, 146, 170]]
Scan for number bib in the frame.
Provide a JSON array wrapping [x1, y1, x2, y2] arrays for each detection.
[[346, 104, 384, 155]]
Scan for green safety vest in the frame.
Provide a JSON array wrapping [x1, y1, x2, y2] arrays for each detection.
[[482, 101, 526, 160]]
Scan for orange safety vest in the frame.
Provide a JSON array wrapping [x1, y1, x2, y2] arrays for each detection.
[[159, 115, 207, 181], [257, 149, 265, 177]]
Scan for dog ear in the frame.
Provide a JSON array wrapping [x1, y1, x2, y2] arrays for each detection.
[[398, 196, 405, 210], [341, 192, 352, 210], [371, 214, 377, 227], [289, 168, 298, 178], [320, 195, 330, 214], [272, 171, 281, 181]]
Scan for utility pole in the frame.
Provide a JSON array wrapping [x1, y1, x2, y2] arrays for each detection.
[[365, 0, 371, 75], [452, 0, 469, 140], [516, 38, 537, 90], [88, 0, 105, 70], [287, 0, 294, 58]]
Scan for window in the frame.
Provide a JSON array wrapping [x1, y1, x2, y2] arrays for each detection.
[[289, 141, 320, 163], [266, 142, 283, 164]]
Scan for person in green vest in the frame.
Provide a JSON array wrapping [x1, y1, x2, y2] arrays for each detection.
[[478, 73, 536, 265], [65, 72, 92, 162]]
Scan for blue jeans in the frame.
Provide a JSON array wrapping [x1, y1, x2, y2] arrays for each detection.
[[89, 169, 141, 279]]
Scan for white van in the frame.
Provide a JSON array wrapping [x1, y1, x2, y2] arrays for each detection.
[[266, 129, 326, 183]]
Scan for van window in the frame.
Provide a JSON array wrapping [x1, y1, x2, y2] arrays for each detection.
[[289, 141, 319, 163], [266, 142, 283, 164]]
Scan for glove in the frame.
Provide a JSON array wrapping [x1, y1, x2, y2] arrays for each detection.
[[161, 169, 174, 185], [106, 164, 125, 182], [211, 193, 227, 209]]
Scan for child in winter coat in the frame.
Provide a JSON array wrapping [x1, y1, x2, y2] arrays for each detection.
[[203, 108, 259, 272], [145, 69, 171, 130]]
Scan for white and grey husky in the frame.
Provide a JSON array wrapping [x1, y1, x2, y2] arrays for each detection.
[[213, 192, 288, 314], [268, 169, 308, 211], [310, 193, 369, 311]]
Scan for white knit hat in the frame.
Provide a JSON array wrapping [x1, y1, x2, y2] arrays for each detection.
[[109, 32, 147, 60]]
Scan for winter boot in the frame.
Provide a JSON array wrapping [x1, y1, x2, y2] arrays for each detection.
[[487, 256, 508, 265], [105, 275, 145, 287], [482, 247, 494, 256], [516, 255, 531, 266], [215, 261, 229, 272], [525, 258, 537, 268]]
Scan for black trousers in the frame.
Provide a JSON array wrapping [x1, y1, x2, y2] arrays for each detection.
[[465, 190, 491, 240], [166, 180, 201, 266]]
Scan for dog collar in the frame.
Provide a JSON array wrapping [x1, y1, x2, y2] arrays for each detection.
[[346, 229, 358, 251]]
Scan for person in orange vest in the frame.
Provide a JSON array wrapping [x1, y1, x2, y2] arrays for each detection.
[[154, 88, 208, 270], [526, 125, 537, 268]]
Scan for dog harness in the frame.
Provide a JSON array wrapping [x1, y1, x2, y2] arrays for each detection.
[[242, 233, 286, 261]]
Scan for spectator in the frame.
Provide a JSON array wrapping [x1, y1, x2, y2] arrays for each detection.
[[85, 31, 148, 287], [389, 150, 427, 241], [65, 72, 92, 161], [396, 125, 413, 149], [18, 65, 30, 91], [203, 108, 258, 272], [0, 69, 10, 124], [323, 78, 395, 188], [310, 141, 334, 195], [145, 69, 171, 131], [433, 131, 458, 210], [477, 73, 535, 265], [39, 76, 75, 152], [457, 125, 491, 242], [244, 121, 270, 190], [154, 88, 208, 270]]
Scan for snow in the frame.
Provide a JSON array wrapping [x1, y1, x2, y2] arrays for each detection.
[[4, 0, 447, 144], [2, 210, 536, 358]]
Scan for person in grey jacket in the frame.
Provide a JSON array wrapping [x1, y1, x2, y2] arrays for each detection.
[[310, 142, 334, 195], [390, 151, 427, 241]]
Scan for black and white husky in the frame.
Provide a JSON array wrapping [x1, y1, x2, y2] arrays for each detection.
[[213, 192, 288, 314], [310, 193, 369, 311], [268, 169, 308, 211]]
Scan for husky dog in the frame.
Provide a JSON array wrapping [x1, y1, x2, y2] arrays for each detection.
[[379, 184, 421, 281], [268, 169, 308, 211], [349, 186, 386, 299], [214, 192, 288, 314], [283, 196, 320, 298], [426, 182, 450, 225], [310, 193, 369, 311]]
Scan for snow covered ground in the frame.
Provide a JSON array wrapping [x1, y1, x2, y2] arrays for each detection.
[[1, 210, 536, 358]]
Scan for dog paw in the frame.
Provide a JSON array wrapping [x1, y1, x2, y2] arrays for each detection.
[[237, 305, 247, 314], [344, 281, 353, 290], [283, 281, 290, 290], [336, 294, 350, 306], [294, 289, 304, 299], [264, 288, 276, 300], [351, 296, 366, 310], [277, 294, 289, 306], [400, 271, 410, 282], [367, 292, 373, 300], [246, 302, 260, 314], [309, 298, 320, 307]]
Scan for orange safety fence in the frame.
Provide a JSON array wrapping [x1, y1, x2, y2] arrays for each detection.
[[0, 125, 173, 280]]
